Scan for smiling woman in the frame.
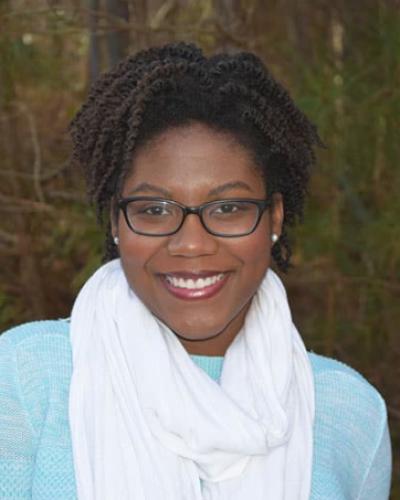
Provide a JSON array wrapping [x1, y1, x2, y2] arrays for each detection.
[[0, 42, 392, 499], [114, 124, 282, 355]]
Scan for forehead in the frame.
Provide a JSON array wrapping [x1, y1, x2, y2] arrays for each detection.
[[123, 123, 265, 198]]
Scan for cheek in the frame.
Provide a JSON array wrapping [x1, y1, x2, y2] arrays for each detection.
[[231, 223, 271, 271], [118, 232, 163, 289]]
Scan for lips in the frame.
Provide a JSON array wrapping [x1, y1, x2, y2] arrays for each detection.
[[159, 271, 230, 300]]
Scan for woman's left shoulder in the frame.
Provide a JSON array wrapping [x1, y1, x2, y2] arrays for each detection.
[[308, 352, 392, 499], [309, 352, 383, 404], [308, 351, 390, 461], [308, 351, 387, 421]]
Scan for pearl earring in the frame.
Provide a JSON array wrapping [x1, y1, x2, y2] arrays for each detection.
[[113, 236, 119, 245], [271, 233, 279, 243]]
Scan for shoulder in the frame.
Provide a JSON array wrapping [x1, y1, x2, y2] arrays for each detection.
[[0, 319, 72, 401], [1, 318, 71, 364], [0, 318, 72, 385], [1, 318, 70, 347], [308, 353, 392, 498], [309, 351, 387, 427], [308, 351, 386, 416], [309, 353, 389, 472], [0, 320, 74, 476], [0, 320, 73, 435], [0, 317, 72, 367]]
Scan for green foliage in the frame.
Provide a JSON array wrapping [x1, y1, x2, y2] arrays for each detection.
[[0, 288, 20, 327]]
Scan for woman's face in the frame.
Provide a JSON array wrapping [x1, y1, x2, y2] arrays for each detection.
[[113, 123, 283, 355]]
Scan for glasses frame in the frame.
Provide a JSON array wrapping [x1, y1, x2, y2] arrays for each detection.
[[117, 196, 273, 237]]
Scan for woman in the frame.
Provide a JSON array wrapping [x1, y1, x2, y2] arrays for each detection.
[[0, 42, 391, 499]]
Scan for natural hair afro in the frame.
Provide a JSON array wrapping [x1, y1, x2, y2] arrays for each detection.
[[69, 41, 322, 271]]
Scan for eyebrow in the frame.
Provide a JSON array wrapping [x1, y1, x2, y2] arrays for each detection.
[[207, 181, 254, 196], [127, 182, 171, 197], [128, 181, 254, 198]]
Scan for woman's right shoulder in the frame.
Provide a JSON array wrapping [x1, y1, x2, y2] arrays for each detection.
[[0, 318, 72, 372], [1, 318, 70, 345], [0, 319, 72, 427], [0, 319, 73, 476]]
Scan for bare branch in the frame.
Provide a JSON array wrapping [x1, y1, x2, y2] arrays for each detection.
[[16, 102, 44, 203], [0, 160, 70, 182], [0, 193, 54, 213], [150, 0, 178, 30], [46, 190, 87, 203]]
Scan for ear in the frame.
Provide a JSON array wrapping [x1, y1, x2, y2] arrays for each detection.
[[270, 193, 284, 237]]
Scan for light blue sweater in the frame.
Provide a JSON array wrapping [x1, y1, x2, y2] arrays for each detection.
[[0, 319, 392, 499]]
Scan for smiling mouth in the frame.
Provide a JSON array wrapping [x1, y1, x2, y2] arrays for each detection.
[[160, 272, 230, 300]]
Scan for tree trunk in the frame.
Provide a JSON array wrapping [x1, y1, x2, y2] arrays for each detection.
[[88, 0, 101, 81], [105, 0, 130, 67], [131, 0, 149, 50]]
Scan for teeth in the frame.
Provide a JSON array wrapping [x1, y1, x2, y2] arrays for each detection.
[[166, 273, 225, 289]]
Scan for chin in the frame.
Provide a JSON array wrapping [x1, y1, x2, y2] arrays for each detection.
[[164, 317, 216, 340], [166, 318, 225, 341]]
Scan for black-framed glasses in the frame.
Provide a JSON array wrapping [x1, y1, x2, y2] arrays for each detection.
[[117, 197, 272, 237]]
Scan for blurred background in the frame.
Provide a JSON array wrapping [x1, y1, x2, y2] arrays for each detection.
[[0, 0, 399, 495]]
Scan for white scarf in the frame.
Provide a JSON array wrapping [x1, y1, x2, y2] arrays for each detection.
[[69, 259, 314, 500]]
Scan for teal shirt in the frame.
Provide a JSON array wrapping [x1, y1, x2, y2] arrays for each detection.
[[0, 319, 392, 499]]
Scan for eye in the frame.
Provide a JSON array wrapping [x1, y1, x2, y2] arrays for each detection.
[[213, 202, 247, 215], [218, 203, 236, 214], [142, 205, 170, 216], [128, 201, 174, 217]]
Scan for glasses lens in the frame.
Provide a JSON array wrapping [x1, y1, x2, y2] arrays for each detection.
[[203, 201, 260, 236], [125, 200, 183, 235]]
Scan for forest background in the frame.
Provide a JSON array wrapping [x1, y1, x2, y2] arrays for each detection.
[[1, 0, 399, 495]]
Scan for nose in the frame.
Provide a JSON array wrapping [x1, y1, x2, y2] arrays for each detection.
[[167, 213, 219, 257]]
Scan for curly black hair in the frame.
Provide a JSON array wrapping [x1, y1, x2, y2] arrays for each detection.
[[69, 42, 322, 271]]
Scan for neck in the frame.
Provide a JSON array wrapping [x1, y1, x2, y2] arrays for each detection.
[[177, 302, 251, 356], [179, 335, 231, 357]]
